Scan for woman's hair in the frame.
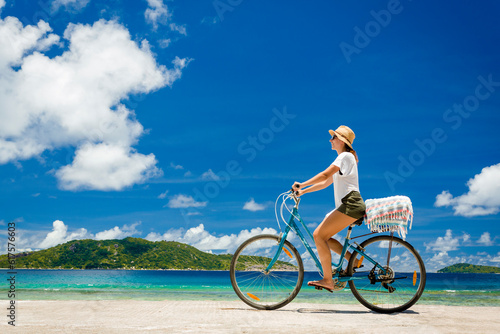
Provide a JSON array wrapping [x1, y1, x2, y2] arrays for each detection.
[[344, 145, 359, 163]]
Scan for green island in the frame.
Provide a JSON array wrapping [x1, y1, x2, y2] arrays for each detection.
[[438, 263, 500, 274], [0, 237, 294, 271]]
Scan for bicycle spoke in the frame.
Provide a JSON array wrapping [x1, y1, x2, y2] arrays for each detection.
[[230, 235, 304, 310], [347, 235, 426, 313]]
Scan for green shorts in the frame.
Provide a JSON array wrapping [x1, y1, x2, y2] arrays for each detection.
[[337, 191, 366, 219]]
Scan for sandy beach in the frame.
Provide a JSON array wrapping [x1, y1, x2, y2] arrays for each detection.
[[1, 300, 498, 333]]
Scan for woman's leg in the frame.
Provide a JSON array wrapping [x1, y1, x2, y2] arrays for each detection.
[[311, 210, 356, 288], [326, 238, 357, 265]]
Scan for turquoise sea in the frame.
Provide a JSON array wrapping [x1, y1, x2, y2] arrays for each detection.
[[1, 269, 499, 306]]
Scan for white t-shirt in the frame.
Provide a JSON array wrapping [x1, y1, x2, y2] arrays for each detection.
[[331, 152, 360, 209]]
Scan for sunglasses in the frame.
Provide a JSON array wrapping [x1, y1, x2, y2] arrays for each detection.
[[330, 135, 336, 141]]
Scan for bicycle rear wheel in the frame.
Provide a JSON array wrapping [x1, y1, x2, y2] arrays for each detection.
[[347, 235, 426, 313], [230, 234, 304, 310]]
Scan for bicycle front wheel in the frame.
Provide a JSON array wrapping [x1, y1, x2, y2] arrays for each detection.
[[347, 235, 426, 313], [230, 234, 304, 310]]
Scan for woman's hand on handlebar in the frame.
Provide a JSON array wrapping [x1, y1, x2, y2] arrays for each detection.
[[291, 182, 304, 197]]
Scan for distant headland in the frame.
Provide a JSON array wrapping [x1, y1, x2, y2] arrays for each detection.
[[438, 263, 500, 274]]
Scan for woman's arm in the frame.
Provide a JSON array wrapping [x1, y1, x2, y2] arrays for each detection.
[[299, 177, 333, 196], [293, 164, 340, 193]]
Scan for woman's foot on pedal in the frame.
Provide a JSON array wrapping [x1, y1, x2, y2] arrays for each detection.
[[307, 279, 334, 293]]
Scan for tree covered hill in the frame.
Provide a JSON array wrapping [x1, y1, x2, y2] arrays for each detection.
[[0, 237, 294, 271], [438, 263, 500, 274], [1, 238, 229, 270]]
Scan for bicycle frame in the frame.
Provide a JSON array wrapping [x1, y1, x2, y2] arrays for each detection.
[[231, 191, 425, 313], [266, 194, 388, 281]]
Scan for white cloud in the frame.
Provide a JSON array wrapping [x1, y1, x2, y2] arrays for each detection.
[[56, 143, 161, 191], [491, 252, 500, 263], [38, 220, 92, 249], [158, 38, 171, 49], [0, 16, 189, 191], [462, 232, 471, 243], [169, 23, 187, 36], [425, 251, 500, 273], [307, 222, 318, 229], [144, 0, 187, 36], [0, 19, 59, 69], [167, 194, 207, 208], [201, 17, 219, 25], [2, 220, 143, 252], [426, 251, 458, 272], [201, 169, 220, 181], [478, 232, 494, 246], [158, 190, 169, 199], [435, 163, 500, 216], [0, 0, 5, 12], [145, 223, 278, 253], [3, 220, 284, 256], [423, 229, 499, 271], [52, 0, 90, 12], [243, 198, 267, 212], [169, 162, 184, 170], [424, 229, 461, 253], [95, 222, 141, 240], [145, 0, 171, 30], [187, 212, 202, 216]]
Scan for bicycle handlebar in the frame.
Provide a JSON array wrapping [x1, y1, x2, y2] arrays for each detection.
[[274, 190, 301, 232], [289, 189, 301, 206]]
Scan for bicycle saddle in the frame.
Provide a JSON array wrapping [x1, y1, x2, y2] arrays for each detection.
[[351, 217, 364, 226]]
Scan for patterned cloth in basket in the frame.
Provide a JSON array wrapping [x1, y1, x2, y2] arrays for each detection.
[[364, 195, 413, 239]]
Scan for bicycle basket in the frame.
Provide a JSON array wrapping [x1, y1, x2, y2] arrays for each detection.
[[364, 195, 413, 239]]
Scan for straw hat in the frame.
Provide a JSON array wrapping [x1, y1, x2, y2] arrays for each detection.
[[329, 125, 355, 150]]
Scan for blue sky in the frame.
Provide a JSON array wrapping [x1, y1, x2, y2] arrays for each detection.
[[0, 0, 499, 272]]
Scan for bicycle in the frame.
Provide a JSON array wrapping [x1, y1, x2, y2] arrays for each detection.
[[229, 191, 426, 313]]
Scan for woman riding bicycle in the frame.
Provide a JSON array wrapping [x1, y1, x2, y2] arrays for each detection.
[[293, 125, 366, 292]]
